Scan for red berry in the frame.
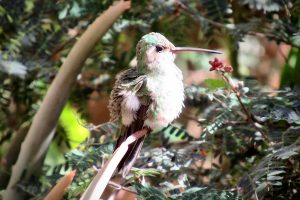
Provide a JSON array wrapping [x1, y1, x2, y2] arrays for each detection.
[[208, 58, 233, 73]]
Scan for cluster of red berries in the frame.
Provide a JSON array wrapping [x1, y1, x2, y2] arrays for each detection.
[[208, 58, 233, 73]]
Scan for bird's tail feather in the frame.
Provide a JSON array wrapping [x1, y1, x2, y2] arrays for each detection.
[[114, 105, 150, 177], [121, 134, 146, 177], [114, 127, 150, 178]]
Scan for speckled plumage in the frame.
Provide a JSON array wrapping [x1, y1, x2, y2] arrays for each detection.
[[109, 68, 148, 124], [109, 32, 184, 129], [108, 32, 184, 176]]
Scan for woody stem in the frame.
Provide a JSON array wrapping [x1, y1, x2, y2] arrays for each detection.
[[221, 74, 270, 143]]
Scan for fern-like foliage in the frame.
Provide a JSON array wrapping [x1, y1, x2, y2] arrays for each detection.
[[1, 1, 300, 199], [239, 142, 300, 199], [240, 0, 292, 12]]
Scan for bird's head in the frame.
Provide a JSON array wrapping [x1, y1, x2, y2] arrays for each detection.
[[136, 32, 175, 69], [136, 32, 222, 72]]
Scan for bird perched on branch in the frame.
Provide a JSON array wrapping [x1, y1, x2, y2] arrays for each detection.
[[109, 32, 221, 177]]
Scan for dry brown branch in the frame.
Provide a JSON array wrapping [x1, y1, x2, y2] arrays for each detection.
[[0, 124, 29, 188], [221, 75, 270, 143], [108, 181, 137, 195], [44, 170, 76, 200], [4, 1, 131, 199]]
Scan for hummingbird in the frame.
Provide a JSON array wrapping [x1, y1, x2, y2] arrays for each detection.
[[109, 32, 221, 177]]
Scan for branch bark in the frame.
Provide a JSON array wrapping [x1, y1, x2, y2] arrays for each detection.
[[44, 170, 76, 200], [4, 1, 131, 199], [0, 124, 28, 189]]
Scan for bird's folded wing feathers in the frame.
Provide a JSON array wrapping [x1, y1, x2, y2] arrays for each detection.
[[109, 68, 148, 122], [108, 68, 152, 177]]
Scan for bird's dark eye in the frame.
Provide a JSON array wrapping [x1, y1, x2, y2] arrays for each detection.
[[155, 45, 164, 52]]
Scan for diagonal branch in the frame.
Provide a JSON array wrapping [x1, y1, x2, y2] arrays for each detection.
[[4, 1, 131, 199], [44, 170, 77, 200], [221, 74, 270, 143]]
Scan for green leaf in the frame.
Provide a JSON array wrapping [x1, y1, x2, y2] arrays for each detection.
[[182, 187, 208, 200], [70, 2, 82, 17], [159, 124, 192, 145], [25, 0, 34, 13], [256, 182, 268, 193], [182, 187, 238, 200], [59, 103, 89, 149], [267, 175, 284, 181], [131, 167, 161, 178], [134, 183, 171, 200], [0, 60, 27, 78], [290, 33, 300, 47], [0, 5, 6, 16], [58, 5, 70, 19], [274, 143, 300, 160], [267, 170, 285, 177], [204, 78, 226, 89], [271, 182, 282, 186], [283, 127, 300, 145], [6, 13, 13, 23], [280, 48, 300, 87]]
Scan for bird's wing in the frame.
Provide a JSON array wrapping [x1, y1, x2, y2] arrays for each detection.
[[108, 67, 149, 122], [108, 67, 152, 177]]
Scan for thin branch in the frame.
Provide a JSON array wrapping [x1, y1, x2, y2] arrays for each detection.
[[181, 112, 206, 124], [178, 0, 300, 48], [44, 170, 76, 200], [177, 0, 230, 30], [49, 34, 78, 60], [108, 181, 137, 194], [4, 1, 131, 199], [221, 74, 270, 143]]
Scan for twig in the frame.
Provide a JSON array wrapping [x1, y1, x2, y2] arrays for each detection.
[[50, 34, 78, 60], [44, 170, 76, 200], [181, 113, 206, 124], [178, 0, 300, 49], [108, 181, 137, 194], [177, 0, 230, 30], [224, 120, 250, 126], [4, 1, 131, 199], [221, 74, 270, 143], [222, 75, 252, 121], [208, 58, 270, 143]]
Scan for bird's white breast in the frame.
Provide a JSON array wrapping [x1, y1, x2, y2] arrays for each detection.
[[145, 62, 184, 130]]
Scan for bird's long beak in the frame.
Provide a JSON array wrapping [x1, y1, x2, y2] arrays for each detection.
[[171, 47, 222, 54]]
